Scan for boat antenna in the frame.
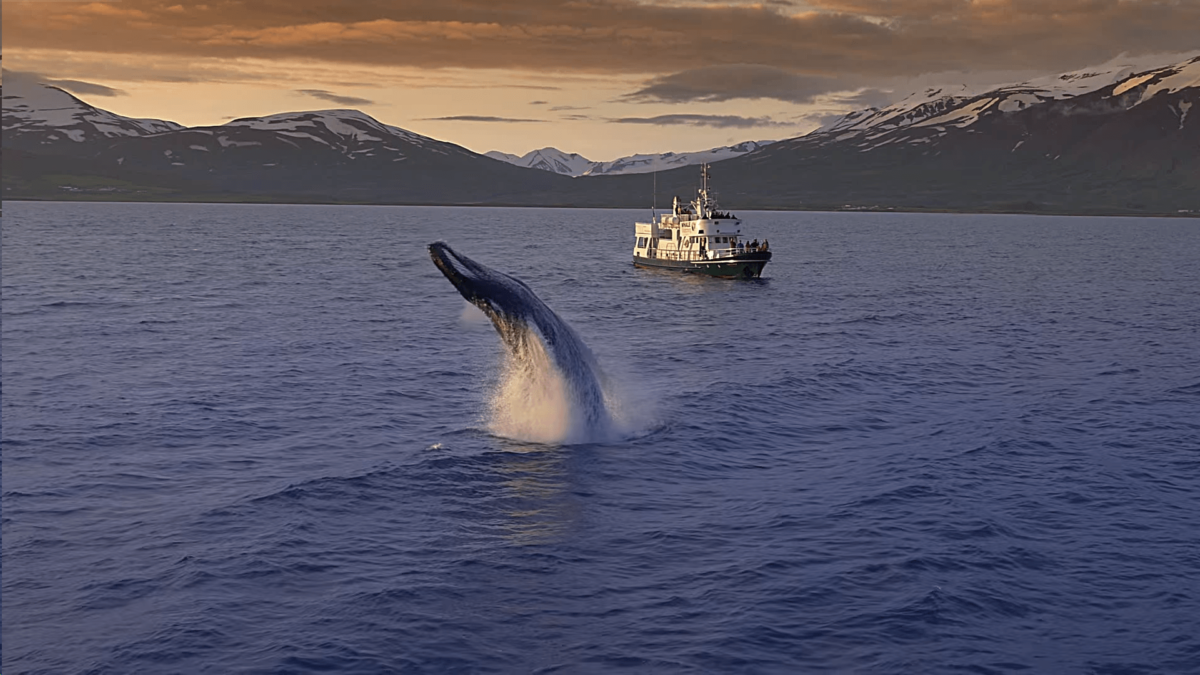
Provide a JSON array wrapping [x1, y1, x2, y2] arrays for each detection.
[[652, 170, 657, 219]]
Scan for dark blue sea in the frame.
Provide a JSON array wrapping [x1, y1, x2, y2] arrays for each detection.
[[3, 201, 1199, 674]]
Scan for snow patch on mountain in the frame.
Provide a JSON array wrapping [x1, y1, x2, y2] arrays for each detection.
[[1113, 73, 1159, 97]]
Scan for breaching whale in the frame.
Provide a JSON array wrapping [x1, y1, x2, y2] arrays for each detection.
[[429, 242, 612, 440]]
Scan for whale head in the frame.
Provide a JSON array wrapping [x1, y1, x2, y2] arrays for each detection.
[[429, 241, 536, 325]]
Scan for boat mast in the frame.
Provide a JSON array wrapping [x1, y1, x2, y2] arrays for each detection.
[[694, 163, 713, 219]]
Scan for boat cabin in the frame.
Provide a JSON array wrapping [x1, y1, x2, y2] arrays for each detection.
[[634, 196, 748, 262]]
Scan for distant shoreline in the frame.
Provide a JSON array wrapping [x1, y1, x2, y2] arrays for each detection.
[[6, 196, 1197, 219]]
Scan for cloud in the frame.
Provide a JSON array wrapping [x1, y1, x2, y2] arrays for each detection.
[[45, 77, 127, 97], [6, 0, 1200, 83], [529, 100, 549, 105], [4, 69, 126, 96], [828, 88, 893, 109], [422, 115, 545, 123], [296, 88, 375, 106], [625, 65, 846, 104], [611, 114, 789, 128]]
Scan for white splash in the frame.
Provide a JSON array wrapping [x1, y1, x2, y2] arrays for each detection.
[[485, 324, 649, 445], [488, 327, 578, 444]]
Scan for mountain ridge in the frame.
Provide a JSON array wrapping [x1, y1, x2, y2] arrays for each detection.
[[484, 141, 775, 177], [4, 54, 1198, 215]]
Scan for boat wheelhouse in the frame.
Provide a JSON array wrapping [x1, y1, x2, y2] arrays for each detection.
[[633, 164, 771, 279]]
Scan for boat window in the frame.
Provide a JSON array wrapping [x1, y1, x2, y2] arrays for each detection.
[[662, 229, 673, 240]]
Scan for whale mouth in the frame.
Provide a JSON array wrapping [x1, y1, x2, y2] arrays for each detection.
[[429, 241, 482, 303]]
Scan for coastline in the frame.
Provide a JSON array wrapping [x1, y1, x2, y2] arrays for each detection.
[[5, 195, 1197, 219]]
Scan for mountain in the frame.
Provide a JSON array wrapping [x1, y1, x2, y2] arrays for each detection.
[[484, 147, 595, 176], [543, 54, 1198, 215], [583, 141, 775, 176], [486, 141, 774, 177], [799, 55, 1198, 153], [721, 54, 1200, 213], [3, 77, 572, 204]]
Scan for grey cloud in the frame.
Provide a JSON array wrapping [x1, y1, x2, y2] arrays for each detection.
[[811, 112, 851, 128], [4, 69, 126, 96], [625, 65, 847, 104], [829, 88, 893, 109], [46, 78, 127, 97], [611, 114, 789, 128], [422, 115, 545, 123], [297, 89, 375, 106]]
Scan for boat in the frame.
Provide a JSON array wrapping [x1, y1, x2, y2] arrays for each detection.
[[633, 164, 771, 279]]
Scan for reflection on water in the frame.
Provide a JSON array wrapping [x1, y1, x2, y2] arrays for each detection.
[[634, 264, 773, 296], [492, 444, 577, 547]]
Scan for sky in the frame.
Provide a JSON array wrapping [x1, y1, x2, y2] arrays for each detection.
[[4, 0, 1200, 160]]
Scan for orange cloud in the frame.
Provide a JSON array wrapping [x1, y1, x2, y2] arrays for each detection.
[[77, 2, 151, 19], [5, 0, 1199, 80]]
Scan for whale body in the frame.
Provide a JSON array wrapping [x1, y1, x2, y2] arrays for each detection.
[[429, 242, 611, 438]]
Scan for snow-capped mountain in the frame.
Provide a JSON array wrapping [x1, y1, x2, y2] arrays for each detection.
[[485, 147, 595, 176], [486, 140, 774, 177], [218, 109, 463, 161], [717, 53, 1200, 214], [584, 140, 774, 176], [5, 53, 1197, 214], [3, 80, 570, 203], [100, 108, 478, 174], [793, 54, 1200, 153], [2, 77, 183, 152]]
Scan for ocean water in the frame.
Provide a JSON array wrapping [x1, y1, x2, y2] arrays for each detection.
[[3, 201, 1199, 674]]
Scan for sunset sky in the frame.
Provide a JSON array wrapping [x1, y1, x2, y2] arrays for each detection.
[[5, 0, 1200, 159]]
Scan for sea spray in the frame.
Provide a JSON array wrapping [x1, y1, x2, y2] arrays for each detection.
[[488, 322, 577, 444]]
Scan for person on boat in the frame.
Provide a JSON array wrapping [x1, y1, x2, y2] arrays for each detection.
[[751, 239, 759, 250], [762, 239, 769, 251]]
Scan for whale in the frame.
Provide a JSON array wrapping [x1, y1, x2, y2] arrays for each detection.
[[429, 242, 611, 438]]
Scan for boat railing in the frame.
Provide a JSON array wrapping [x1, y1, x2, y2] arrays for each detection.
[[646, 244, 769, 262]]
